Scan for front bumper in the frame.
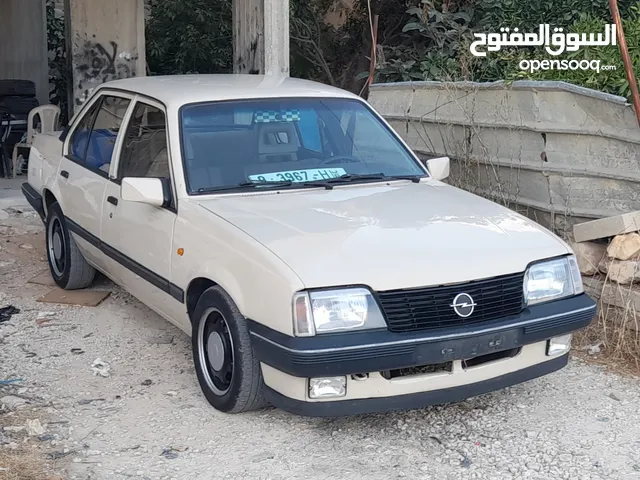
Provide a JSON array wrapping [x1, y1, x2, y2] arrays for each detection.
[[262, 350, 569, 417], [248, 294, 596, 378], [250, 294, 595, 416]]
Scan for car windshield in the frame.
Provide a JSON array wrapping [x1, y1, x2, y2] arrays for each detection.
[[179, 97, 426, 193]]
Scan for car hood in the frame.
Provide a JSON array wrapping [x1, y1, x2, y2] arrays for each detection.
[[195, 181, 570, 291]]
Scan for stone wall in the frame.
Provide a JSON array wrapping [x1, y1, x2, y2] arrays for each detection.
[[369, 80, 640, 237]]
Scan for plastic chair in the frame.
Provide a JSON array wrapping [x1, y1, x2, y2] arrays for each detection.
[[11, 104, 61, 178]]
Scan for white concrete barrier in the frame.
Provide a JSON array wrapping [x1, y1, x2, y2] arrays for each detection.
[[369, 80, 640, 236]]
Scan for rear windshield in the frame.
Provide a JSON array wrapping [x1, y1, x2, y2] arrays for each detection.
[[179, 97, 425, 193]]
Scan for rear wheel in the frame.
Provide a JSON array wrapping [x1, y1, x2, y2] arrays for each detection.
[[192, 286, 267, 413], [45, 202, 96, 290]]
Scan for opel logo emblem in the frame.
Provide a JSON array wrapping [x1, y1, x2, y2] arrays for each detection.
[[451, 293, 476, 318]]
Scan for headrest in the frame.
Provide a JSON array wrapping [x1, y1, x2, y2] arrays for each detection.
[[258, 122, 300, 155], [146, 110, 166, 128]]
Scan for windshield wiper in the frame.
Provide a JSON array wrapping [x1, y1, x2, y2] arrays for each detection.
[[308, 173, 422, 185], [195, 174, 422, 194], [197, 179, 336, 194], [197, 180, 292, 193]]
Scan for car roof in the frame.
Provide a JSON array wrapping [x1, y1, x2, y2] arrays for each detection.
[[98, 74, 362, 109]]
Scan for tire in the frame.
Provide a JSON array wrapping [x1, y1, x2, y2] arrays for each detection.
[[192, 286, 267, 413], [45, 202, 96, 290], [0, 80, 36, 98], [0, 96, 39, 116]]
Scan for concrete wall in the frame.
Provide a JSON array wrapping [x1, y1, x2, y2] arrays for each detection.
[[369, 80, 640, 237], [65, 0, 146, 114], [0, 0, 49, 104]]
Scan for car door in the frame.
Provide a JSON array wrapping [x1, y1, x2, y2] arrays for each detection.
[[59, 92, 134, 270], [101, 98, 184, 326]]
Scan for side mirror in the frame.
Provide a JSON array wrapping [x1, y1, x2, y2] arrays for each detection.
[[121, 177, 170, 207], [426, 156, 450, 181]]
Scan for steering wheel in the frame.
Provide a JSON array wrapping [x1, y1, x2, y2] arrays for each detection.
[[319, 155, 360, 165]]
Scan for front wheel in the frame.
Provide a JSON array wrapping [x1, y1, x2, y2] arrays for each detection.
[[45, 202, 96, 290], [192, 286, 267, 413]]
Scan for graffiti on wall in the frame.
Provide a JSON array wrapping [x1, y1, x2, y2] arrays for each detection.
[[73, 35, 139, 107]]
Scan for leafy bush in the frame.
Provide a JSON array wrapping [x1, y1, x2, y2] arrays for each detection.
[[44, 0, 640, 103], [373, 0, 640, 100], [146, 0, 233, 75], [373, 0, 481, 82], [479, 0, 638, 33]]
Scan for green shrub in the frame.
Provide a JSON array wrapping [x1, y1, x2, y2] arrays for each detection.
[[146, 0, 233, 75]]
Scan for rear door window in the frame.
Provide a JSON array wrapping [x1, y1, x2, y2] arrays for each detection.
[[68, 95, 131, 175]]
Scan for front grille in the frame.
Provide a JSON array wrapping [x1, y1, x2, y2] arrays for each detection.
[[377, 272, 525, 333]]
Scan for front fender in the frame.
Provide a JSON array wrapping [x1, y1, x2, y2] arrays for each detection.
[[172, 201, 305, 336]]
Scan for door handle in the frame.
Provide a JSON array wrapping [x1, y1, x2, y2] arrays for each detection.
[[107, 196, 118, 206], [60, 170, 69, 178]]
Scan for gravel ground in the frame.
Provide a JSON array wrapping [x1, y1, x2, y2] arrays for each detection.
[[2, 179, 640, 480]]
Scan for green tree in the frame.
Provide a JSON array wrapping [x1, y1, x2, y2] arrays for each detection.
[[146, 0, 233, 75]]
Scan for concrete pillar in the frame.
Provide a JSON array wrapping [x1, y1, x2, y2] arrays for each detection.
[[233, 0, 290, 76], [65, 0, 146, 115], [0, 0, 49, 105]]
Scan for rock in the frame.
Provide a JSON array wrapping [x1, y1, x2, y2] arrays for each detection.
[[607, 233, 640, 261], [26, 419, 46, 436], [91, 358, 111, 377], [161, 448, 179, 459], [600, 259, 640, 285], [0, 395, 28, 410], [5, 207, 24, 215], [3, 426, 25, 433], [19, 243, 33, 250], [585, 342, 603, 355], [571, 241, 606, 275], [146, 335, 174, 345]]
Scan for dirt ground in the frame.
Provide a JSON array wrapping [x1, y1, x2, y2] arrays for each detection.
[[2, 178, 640, 480]]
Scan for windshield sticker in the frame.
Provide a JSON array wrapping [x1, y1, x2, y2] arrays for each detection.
[[254, 110, 301, 124], [247, 168, 347, 183]]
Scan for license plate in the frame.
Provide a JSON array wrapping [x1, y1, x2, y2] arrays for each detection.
[[247, 168, 347, 183], [414, 329, 520, 363]]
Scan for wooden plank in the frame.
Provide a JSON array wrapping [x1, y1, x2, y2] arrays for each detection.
[[27, 270, 56, 287], [37, 288, 111, 307]]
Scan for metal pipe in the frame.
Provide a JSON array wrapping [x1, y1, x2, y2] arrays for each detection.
[[609, 0, 640, 128]]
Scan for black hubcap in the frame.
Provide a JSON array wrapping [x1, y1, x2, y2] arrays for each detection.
[[200, 309, 234, 395], [48, 217, 66, 277]]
